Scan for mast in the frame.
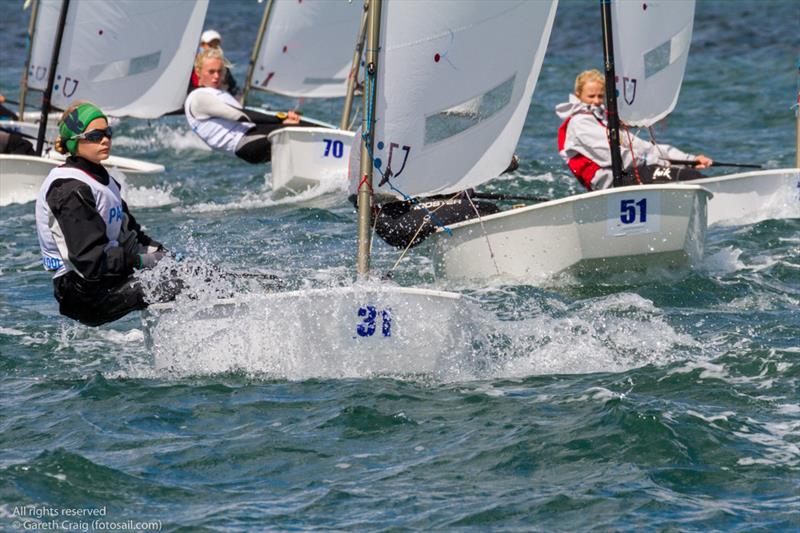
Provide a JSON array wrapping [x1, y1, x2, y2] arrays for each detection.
[[340, 0, 369, 131], [19, 0, 40, 119], [600, 0, 625, 186], [356, 0, 381, 277], [241, 0, 275, 105], [35, 0, 70, 157]]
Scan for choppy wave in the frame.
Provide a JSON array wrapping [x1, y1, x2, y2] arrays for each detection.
[[178, 173, 349, 213], [114, 123, 210, 153]]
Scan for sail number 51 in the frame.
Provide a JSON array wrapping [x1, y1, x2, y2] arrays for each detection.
[[619, 198, 647, 224], [607, 192, 660, 236]]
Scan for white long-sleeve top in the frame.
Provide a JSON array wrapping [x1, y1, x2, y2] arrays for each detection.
[[555, 94, 695, 189], [185, 88, 254, 154]]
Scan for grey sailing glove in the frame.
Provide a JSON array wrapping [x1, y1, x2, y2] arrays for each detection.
[[138, 251, 166, 269]]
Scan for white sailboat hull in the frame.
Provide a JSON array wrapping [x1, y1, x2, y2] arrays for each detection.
[[688, 169, 800, 225], [142, 284, 469, 378], [430, 184, 712, 283], [0, 153, 165, 206], [267, 127, 354, 197]]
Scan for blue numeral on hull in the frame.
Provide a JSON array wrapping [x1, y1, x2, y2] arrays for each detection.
[[620, 198, 647, 224], [323, 139, 344, 158], [357, 306, 392, 337]]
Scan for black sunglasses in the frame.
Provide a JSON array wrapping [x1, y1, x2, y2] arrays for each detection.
[[75, 127, 113, 143]]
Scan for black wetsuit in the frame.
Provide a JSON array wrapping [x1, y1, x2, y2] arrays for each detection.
[[39, 157, 178, 326], [618, 164, 705, 186], [351, 191, 501, 249], [0, 129, 35, 155]]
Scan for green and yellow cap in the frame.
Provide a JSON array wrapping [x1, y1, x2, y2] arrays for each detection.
[[58, 102, 107, 154]]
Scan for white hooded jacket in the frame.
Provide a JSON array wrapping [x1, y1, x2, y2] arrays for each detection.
[[555, 94, 695, 190]]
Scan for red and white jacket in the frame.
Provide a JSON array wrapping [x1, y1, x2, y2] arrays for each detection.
[[555, 94, 695, 190]]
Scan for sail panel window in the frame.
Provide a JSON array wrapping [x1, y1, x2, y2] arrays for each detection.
[[644, 41, 670, 78], [303, 77, 346, 85], [424, 74, 515, 145], [89, 51, 161, 82]]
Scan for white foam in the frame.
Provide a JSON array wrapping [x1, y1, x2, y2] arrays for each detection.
[[685, 409, 735, 424], [123, 184, 179, 208], [179, 173, 348, 213], [563, 386, 625, 403], [0, 327, 25, 336], [734, 418, 800, 467], [96, 329, 144, 344], [702, 246, 745, 275], [664, 360, 730, 381], [776, 403, 800, 415], [114, 123, 210, 152], [493, 171, 557, 184], [491, 292, 698, 377]]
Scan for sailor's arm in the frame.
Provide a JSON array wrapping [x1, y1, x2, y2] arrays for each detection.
[[648, 141, 713, 169], [189, 91, 248, 121]]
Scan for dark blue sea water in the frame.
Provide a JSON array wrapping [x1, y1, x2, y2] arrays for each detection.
[[1, 1, 799, 531]]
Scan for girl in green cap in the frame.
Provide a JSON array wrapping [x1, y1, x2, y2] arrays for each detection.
[[35, 101, 178, 326]]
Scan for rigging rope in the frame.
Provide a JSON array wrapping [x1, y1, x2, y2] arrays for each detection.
[[622, 124, 642, 184], [464, 192, 501, 276], [385, 191, 462, 277]]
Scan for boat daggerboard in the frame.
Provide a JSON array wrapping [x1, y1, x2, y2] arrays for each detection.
[[251, 0, 363, 98], [27, 0, 208, 118], [612, 0, 695, 127], [363, 0, 558, 199]]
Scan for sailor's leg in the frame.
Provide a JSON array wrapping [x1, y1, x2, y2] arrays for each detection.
[[374, 196, 500, 249], [54, 273, 147, 327], [628, 164, 705, 185], [234, 129, 272, 163]]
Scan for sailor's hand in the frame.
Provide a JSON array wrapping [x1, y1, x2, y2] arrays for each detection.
[[695, 154, 713, 169], [138, 251, 166, 269], [282, 110, 301, 124]]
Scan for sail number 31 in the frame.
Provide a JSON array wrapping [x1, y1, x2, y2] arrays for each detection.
[[357, 306, 392, 337]]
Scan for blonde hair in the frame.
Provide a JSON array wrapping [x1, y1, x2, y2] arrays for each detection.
[[574, 69, 605, 97], [54, 100, 91, 155], [194, 47, 227, 73]]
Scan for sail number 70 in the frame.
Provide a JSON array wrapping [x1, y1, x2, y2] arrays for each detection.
[[357, 306, 392, 337], [322, 138, 344, 158], [619, 198, 647, 224]]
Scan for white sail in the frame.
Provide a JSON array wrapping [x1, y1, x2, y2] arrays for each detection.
[[368, 0, 557, 198], [27, 0, 208, 118], [27, 0, 59, 92], [251, 0, 362, 98], [612, 0, 695, 127]]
